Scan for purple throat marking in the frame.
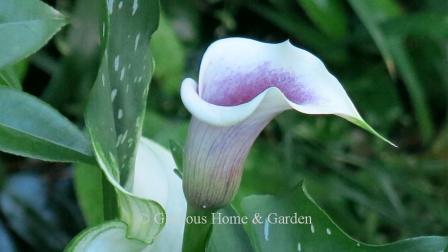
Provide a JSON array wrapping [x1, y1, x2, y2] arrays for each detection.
[[201, 62, 312, 106]]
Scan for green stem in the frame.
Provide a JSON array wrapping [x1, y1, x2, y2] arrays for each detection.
[[101, 173, 118, 220], [182, 205, 214, 252]]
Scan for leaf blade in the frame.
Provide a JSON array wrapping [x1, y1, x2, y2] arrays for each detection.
[[296, 0, 348, 39], [0, 88, 93, 163], [235, 183, 448, 251], [84, 0, 164, 243], [0, 0, 67, 68]]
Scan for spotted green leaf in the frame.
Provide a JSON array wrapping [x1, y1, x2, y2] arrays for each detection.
[[0, 87, 93, 163], [0, 0, 66, 69], [232, 183, 448, 252], [85, 0, 162, 243]]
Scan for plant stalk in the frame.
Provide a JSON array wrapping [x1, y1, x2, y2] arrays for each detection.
[[101, 172, 118, 220], [182, 205, 214, 252]]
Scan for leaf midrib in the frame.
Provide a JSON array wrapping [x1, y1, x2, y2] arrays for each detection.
[[0, 17, 65, 27]]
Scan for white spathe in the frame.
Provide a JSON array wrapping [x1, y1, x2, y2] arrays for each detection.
[[181, 37, 394, 209], [134, 138, 186, 252], [68, 138, 186, 252]]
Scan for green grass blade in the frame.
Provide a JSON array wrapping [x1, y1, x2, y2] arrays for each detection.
[[296, 0, 348, 39], [348, 0, 434, 143]]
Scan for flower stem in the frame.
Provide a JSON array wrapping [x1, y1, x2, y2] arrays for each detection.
[[101, 172, 118, 220], [182, 205, 214, 252]]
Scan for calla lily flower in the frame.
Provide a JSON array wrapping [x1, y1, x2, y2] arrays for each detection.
[[181, 37, 394, 209], [68, 138, 186, 252]]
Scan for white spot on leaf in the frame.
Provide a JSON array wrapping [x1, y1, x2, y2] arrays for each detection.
[[111, 89, 117, 102], [326, 228, 332, 235], [263, 221, 269, 241], [118, 1, 123, 9], [120, 67, 125, 81], [297, 242, 301, 251], [117, 109, 123, 119], [107, 0, 114, 14], [134, 33, 140, 51], [116, 134, 122, 147], [120, 130, 128, 145], [310, 225, 315, 234], [132, 0, 138, 15], [114, 55, 120, 71]]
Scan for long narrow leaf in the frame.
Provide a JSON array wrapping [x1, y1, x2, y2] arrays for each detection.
[[348, 0, 434, 142], [0, 88, 93, 163], [0, 0, 66, 68]]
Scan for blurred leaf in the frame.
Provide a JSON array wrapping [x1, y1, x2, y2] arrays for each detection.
[[0, 67, 21, 90], [0, 0, 66, 68], [247, 2, 348, 64], [348, 0, 434, 143], [65, 221, 146, 252], [143, 111, 188, 147], [382, 12, 448, 39], [296, 0, 348, 39], [0, 173, 74, 251], [347, 0, 401, 74], [0, 221, 16, 252], [248, 3, 327, 50], [236, 183, 448, 251], [74, 163, 104, 227], [387, 38, 434, 143], [13, 60, 28, 81], [85, 0, 163, 242], [345, 65, 402, 133], [0, 60, 29, 90], [151, 13, 185, 95], [42, 0, 101, 117], [0, 88, 94, 163]]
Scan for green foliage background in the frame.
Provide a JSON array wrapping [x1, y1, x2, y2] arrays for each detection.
[[0, 0, 447, 250]]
